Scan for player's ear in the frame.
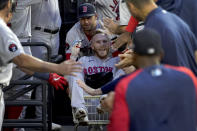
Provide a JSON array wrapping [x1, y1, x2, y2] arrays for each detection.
[[95, 13, 98, 20]]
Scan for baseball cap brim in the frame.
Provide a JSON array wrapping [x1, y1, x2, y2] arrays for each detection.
[[78, 13, 95, 19]]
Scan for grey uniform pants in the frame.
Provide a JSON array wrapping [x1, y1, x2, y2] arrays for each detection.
[[0, 89, 5, 131]]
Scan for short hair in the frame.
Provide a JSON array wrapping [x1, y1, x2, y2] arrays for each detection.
[[125, 0, 152, 9], [0, 0, 9, 11], [91, 29, 110, 44]]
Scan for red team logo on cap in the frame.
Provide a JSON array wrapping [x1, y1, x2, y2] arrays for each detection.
[[83, 6, 87, 12]]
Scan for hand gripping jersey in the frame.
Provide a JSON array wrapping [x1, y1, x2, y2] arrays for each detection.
[[67, 56, 124, 108]]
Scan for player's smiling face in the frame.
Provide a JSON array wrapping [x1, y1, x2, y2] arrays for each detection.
[[91, 33, 110, 59]]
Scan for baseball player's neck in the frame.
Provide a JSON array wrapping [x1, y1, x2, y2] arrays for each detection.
[[0, 12, 9, 24], [0, 2, 12, 24], [139, 3, 158, 21], [84, 29, 96, 37], [136, 56, 160, 69]]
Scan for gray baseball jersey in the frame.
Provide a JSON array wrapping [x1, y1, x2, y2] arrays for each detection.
[[94, 0, 120, 21], [10, 0, 41, 38], [31, 0, 61, 30], [65, 20, 104, 59], [31, 0, 61, 58], [30, 0, 62, 120], [68, 56, 124, 108], [0, 18, 24, 86], [119, 0, 131, 25]]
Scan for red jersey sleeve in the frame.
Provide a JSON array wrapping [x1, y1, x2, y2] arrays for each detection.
[[126, 16, 139, 33], [108, 69, 142, 131]]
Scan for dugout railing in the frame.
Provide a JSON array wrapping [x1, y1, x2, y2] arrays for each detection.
[[2, 42, 54, 131]]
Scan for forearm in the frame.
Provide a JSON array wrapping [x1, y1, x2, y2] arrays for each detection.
[[19, 67, 50, 81], [89, 88, 102, 96], [13, 53, 59, 74], [115, 25, 127, 35], [101, 75, 126, 94]]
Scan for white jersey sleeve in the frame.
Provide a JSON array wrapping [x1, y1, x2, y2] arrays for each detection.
[[0, 18, 24, 85], [95, 0, 120, 21], [119, 0, 131, 25], [66, 23, 82, 55], [0, 21, 24, 64]]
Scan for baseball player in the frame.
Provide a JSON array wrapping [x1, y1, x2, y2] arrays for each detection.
[[108, 28, 197, 131], [125, 0, 197, 75], [156, 0, 197, 39], [93, 0, 120, 21], [0, 0, 81, 129], [68, 30, 124, 124], [65, 3, 105, 60], [30, 0, 63, 128], [4, 1, 39, 127], [31, 0, 61, 60]]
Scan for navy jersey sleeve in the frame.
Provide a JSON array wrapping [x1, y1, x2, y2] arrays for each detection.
[[101, 75, 127, 94]]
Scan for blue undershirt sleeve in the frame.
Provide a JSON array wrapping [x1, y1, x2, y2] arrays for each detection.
[[101, 75, 127, 94]]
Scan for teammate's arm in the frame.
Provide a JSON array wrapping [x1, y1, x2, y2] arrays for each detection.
[[12, 53, 82, 76], [103, 17, 127, 35], [20, 68, 68, 90], [77, 75, 126, 95], [76, 79, 102, 95]]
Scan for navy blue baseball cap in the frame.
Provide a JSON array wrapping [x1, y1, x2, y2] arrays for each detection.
[[78, 3, 96, 18], [132, 28, 163, 56]]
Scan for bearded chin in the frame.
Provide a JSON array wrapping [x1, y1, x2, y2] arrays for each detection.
[[94, 50, 109, 59]]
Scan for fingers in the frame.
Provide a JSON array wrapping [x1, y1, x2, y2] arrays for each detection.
[[54, 84, 59, 90], [70, 61, 82, 66], [71, 66, 82, 72], [69, 73, 77, 77], [76, 79, 82, 87], [60, 78, 68, 86], [125, 49, 133, 54], [115, 61, 126, 69], [103, 17, 112, 26], [66, 88, 70, 94], [76, 79, 85, 88], [58, 83, 64, 90], [112, 38, 125, 50]]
